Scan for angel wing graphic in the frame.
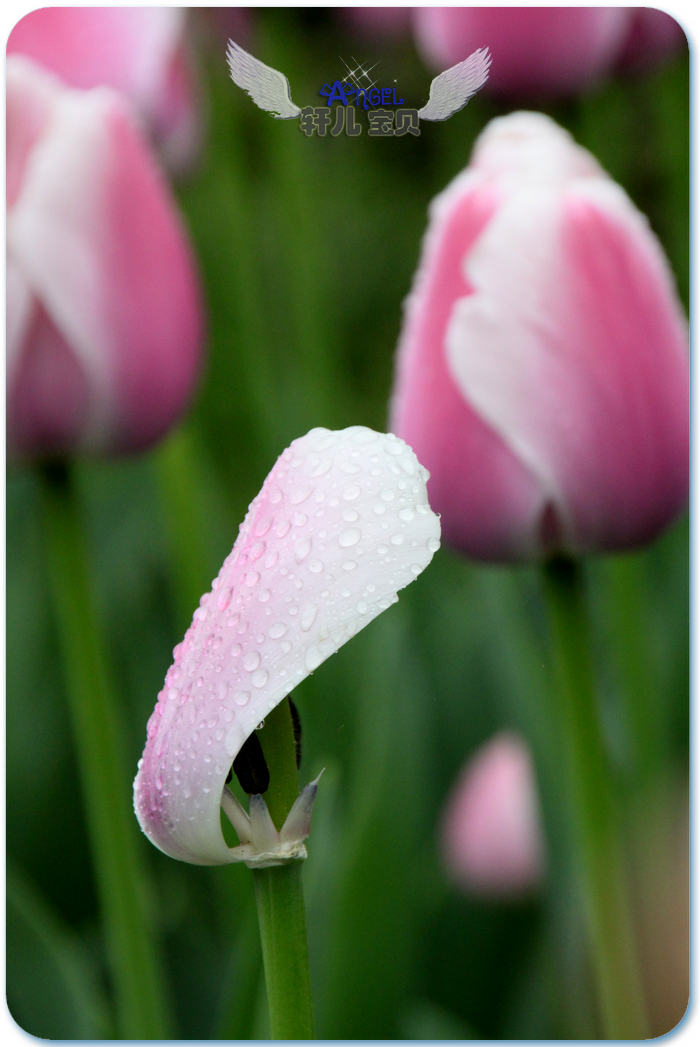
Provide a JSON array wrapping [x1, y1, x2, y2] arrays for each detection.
[[226, 40, 490, 123], [418, 47, 491, 121], [226, 39, 301, 119]]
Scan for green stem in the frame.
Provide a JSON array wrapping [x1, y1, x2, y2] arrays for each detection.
[[252, 699, 315, 1039], [39, 462, 171, 1039], [542, 557, 648, 1039]]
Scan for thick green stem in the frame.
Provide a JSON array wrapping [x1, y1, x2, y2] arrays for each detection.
[[542, 557, 648, 1039], [39, 462, 171, 1039], [252, 699, 315, 1039]]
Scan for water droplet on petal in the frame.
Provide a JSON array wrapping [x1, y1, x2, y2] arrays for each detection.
[[342, 509, 359, 522], [374, 504, 386, 515], [428, 538, 441, 553], [281, 641, 292, 654], [255, 517, 273, 537], [293, 512, 308, 527], [217, 588, 233, 611], [308, 559, 324, 573], [342, 483, 361, 501], [300, 604, 318, 632], [234, 691, 250, 707], [195, 607, 208, 621], [168, 687, 180, 702], [291, 486, 313, 505], [357, 601, 368, 614], [264, 550, 279, 569], [378, 544, 388, 555], [294, 536, 312, 562], [410, 563, 423, 575], [252, 669, 269, 688], [339, 528, 361, 548], [398, 509, 414, 522], [342, 560, 357, 571], [246, 571, 260, 587], [276, 520, 291, 538], [340, 461, 361, 474], [391, 533, 404, 545], [305, 646, 324, 671], [380, 489, 395, 502], [269, 489, 283, 504], [213, 636, 223, 650], [306, 455, 333, 477], [243, 651, 261, 672], [259, 589, 271, 603], [269, 623, 287, 639], [250, 542, 266, 561], [231, 643, 242, 657], [217, 681, 228, 700]]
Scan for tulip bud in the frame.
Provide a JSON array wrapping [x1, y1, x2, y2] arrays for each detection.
[[7, 7, 198, 168], [412, 7, 633, 98], [441, 733, 544, 897], [390, 112, 688, 562], [7, 55, 203, 459]]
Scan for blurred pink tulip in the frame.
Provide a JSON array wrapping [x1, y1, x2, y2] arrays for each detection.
[[341, 8, 412, 38], [390, 111, 688, 562], [616, 8, 687, 74], [134, 426, 441, 865], [7, 6, 198, 168], [441, 733, 544, 896], [413, 7, 634, 97], [7, 55, 203, 458]]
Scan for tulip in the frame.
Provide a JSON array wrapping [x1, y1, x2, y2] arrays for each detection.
[[412, 7, 634, 97], [7, 6, 198, 167], [616, 8, 687, 74], [441, 733, 544, 896], [134, 426, 441, 865], [390, 111, 689, 562], [7, 55, 203, 459], [341, 8, 411, 38]]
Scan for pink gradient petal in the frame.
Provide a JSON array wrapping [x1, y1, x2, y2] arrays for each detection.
[[441, 734, 545, 896], [413, 7, 633, 97], [341, 8, 412, 38], [7, 7, 197, 166], [134, 427, 441, 865], [7, 56, 203, 456], [392, 111, 688, 561], [616, 8, 687, 74]]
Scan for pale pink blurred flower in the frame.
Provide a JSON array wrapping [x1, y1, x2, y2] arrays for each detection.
[[7, 55, 203, 458], [7, 7, 199, 169], [441, 733, 545, 897], [134, 426, 441, 866], [413, 7, 634, 97], [390, 111, 688, 562]]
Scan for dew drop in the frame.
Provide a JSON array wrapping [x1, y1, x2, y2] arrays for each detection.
[[385, 439, 403, 455], [246, 571, 260, 587], [259, 589, 271, 603], [300, 604, 318, 632], [410, 564, 423, 575], [391, 533, 404, 546], [231, 643, 242, 657], [366, 582, 376, 593], [243, 651, 261, 672], [255, 516, 273, 537], [276, 520, 291, 538], [291, 486, 313, 505], [294, 536, 312, 562], [233, 691, 250, 706], [269, 489, 283, 504], [342, 560, 357, 571], [252, 669, 269, 688], [213, 636, 223, 650], [195, 607, 208, 622], [307, 456, 333, 477], [378, 544, 388, 555], [217, 587, 233, 611], [329, 496, 340, 507], [340, 461, 361, 474], [357, 601, 368, 614], [168, 687, 180, 702], [428, 538, 441, 553], [250, 542, 266, 561], [380, 488, 395, 502], [342, 483, 361, 501], [374, 503, 386, 515], [293, 512, 308, 527], [217, 681, 228, 700], [398, 509, 415, 522], [269, 623, 287, 639], [281, 641, 292, 654], [308, 559, 324, 573], [400, 457, 415, 475], [339, 527, 361, 548], [305, 646, 324, 671], [264, 550, 279, 569]]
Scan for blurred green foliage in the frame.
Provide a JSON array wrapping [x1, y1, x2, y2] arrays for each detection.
[[6, 8, 688, 1039]]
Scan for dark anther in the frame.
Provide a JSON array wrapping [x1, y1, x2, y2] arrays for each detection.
[[232, 731, 270, 794], [289, 698, 302, 770]]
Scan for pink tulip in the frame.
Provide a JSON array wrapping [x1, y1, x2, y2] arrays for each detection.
[[412, 7, 634, 97], [616, 8, 687, 74], [441, 733, 545, 896], [134, 426, 441, 865], [7, 55, 203, 458], [7, 7, 198, 168], [341, 8, 412, 38], [390, 112, 689, 562]]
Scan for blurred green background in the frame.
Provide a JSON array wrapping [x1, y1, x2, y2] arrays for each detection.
[[6, 8, 689, 1039]]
